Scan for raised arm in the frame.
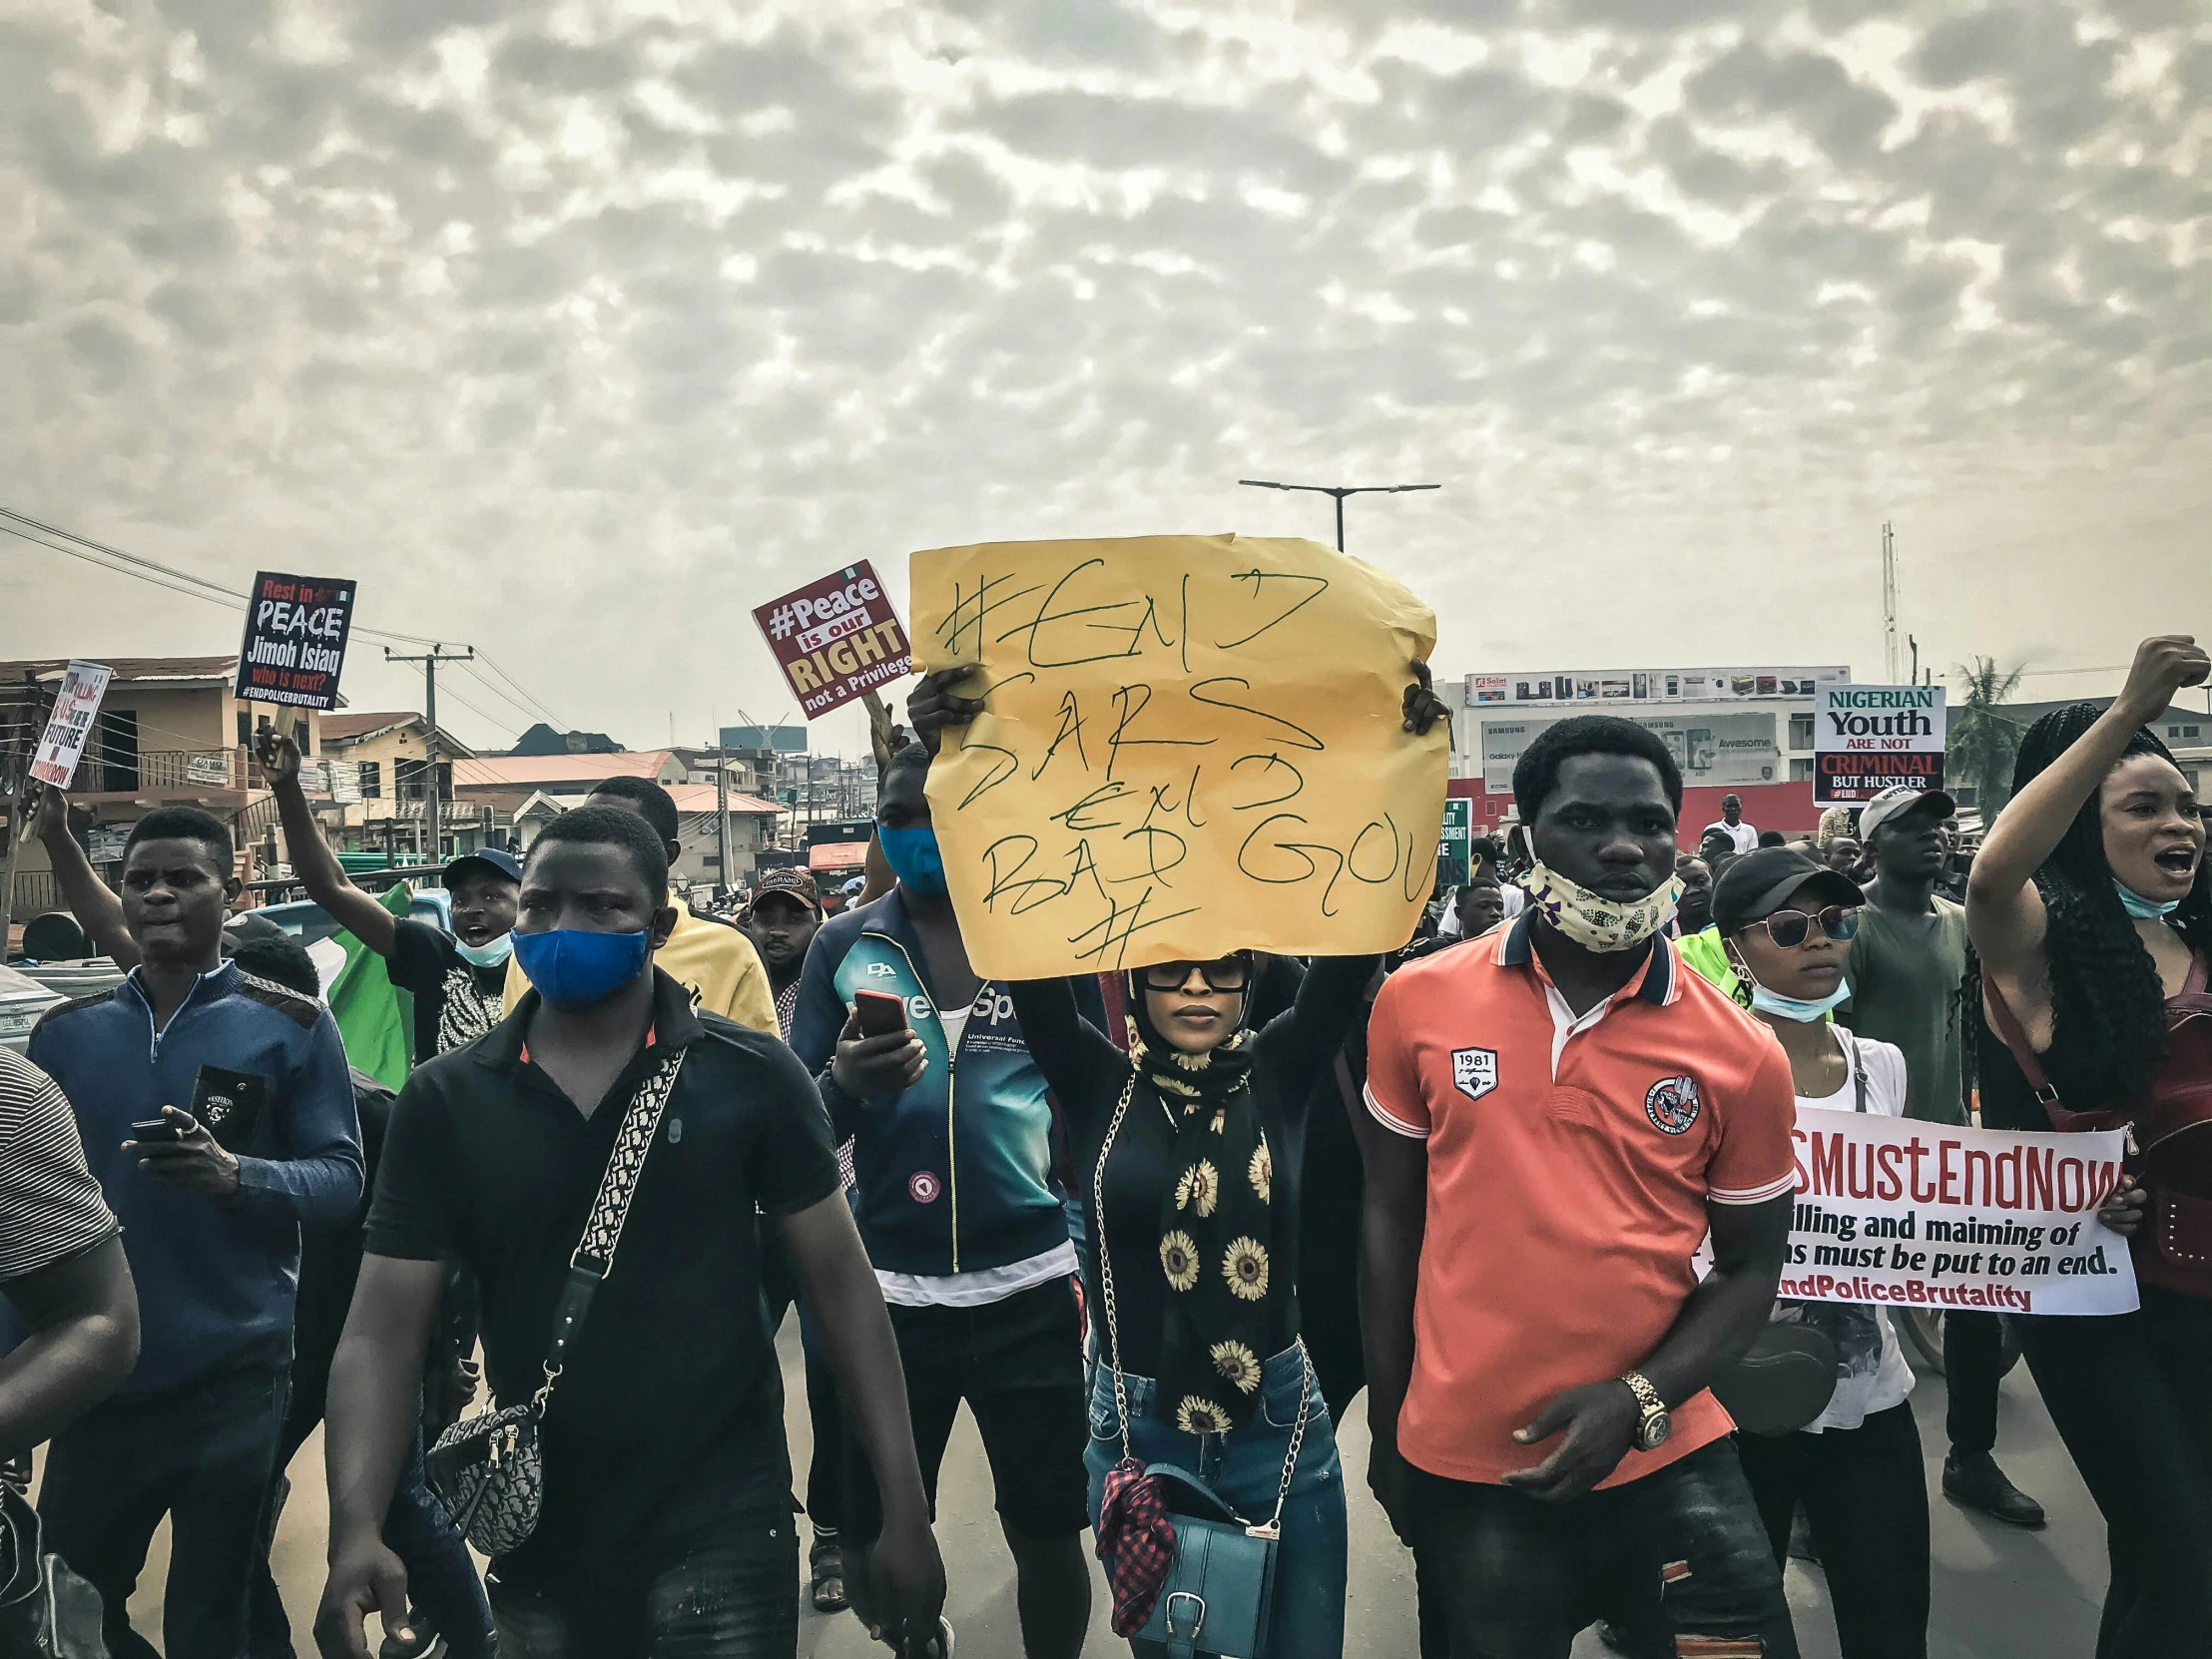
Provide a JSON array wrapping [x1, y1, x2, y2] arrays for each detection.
[[1257, 953, 1380, 1094], [1967, 635, 2209, 976], [26, 784, 137, 966], [1007, 976, 1123, 1136], [257, 731, 400, 956]]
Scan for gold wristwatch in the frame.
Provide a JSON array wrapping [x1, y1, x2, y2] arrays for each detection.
[[1621, 1371, 1671, 1451]]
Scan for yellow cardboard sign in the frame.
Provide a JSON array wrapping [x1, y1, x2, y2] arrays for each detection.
[[910, 534, 1449, 979]]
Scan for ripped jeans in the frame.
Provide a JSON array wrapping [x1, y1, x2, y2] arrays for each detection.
[[485, 1519, 800, 1659], [1409, 1437, 1799, 1659]]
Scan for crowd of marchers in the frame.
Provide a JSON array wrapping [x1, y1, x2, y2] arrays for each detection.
[[0, 633, 2207, 1659]]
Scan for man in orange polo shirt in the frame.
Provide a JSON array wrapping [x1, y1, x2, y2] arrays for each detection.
[[1362, 715, 1801, 1659]]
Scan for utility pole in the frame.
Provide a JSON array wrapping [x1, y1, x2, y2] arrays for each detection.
[[385, 644, 472, 873], [1909, 633, 1919, 685], [1238, 479, 1440, 551], [1882, 522, 1901, 683], [711, 735, 732, 902]]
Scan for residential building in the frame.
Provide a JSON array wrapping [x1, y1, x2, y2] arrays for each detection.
[[1443, 665, 1850, 834], [507, 785, 782, 891], [509, 723, 624, 757], [0, 655, 334, 921], [316, 712, 485, 864]]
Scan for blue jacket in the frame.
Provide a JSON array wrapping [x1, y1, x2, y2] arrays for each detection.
[[27, 961, 362, 1392], [792, 890, 1099, 1279]]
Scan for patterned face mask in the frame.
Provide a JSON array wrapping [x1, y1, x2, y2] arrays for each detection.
[[1520, 860, 1682, 953]]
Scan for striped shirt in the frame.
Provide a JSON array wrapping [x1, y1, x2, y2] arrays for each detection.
[[0, 1048, 119, 1283]]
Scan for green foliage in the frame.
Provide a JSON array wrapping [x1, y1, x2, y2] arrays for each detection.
[[1949, 656, 2026, 813]]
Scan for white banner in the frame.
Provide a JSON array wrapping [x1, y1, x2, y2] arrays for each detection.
[[1780, 1108, 2136, 1317], [28, 662, 113, 790]]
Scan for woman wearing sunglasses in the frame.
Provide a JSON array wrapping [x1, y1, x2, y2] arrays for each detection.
[[1007, 941, 1377, 1658], [1708, 846, 1932, 1659]]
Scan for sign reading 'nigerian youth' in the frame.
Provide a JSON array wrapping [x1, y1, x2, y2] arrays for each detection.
[[751, 560, 913, 719], [234, 572, 357, 712], [1814, 683, 1946, 806]]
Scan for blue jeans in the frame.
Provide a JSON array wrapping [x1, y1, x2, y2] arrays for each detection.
[[1086, 1344, 1348, 1659], [39, 1362, 290, 1659]]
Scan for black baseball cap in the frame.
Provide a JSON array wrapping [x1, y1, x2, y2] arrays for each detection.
[[1711, 846, 1864, 935], [444, 846, 522, 887]]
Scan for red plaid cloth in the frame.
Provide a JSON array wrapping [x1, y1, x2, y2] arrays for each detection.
[[1094, 1457, 1176, 1635]]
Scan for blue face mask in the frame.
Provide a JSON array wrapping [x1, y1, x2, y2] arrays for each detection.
[[877, 826, 948, 896], [1749, 977, 1853, 1023], [511, 927, 650, 1009], [453, 932, 514, 968], [2115, 880, 2182, 920]]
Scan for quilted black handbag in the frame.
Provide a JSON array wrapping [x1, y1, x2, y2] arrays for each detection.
[[424, 1044, 687, 1555], [0, 1480, 109, 1659]]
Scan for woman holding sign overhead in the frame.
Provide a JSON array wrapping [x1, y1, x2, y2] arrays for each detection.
[[909, 663, 1448, 1659], [1966, 634, 2212, 1659]]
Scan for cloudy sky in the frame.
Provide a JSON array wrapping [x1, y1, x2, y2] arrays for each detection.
[[4, 0, 2207, 756]]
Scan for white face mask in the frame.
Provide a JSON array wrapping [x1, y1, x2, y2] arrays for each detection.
[[453, 931, 514, 968], [1520, 860, 1681, 953]]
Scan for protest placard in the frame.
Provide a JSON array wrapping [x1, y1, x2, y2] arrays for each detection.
[[1437, 797, 1472, 887], [752, 560, 912, 719], [28, 662, 114, 789], [1779, 1107, 2135, 1317], [910, 534, 1449, 979], [1815, 683, 1946, 806], [234, 573, 356, 711]]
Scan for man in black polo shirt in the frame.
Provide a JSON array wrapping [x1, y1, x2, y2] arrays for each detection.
[[315, 808, 944, 1659]]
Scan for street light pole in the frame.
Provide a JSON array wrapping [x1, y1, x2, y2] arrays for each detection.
[[1237, 479, 1441, 551]]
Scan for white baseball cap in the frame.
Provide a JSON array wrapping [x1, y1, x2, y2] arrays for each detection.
[[1859, 784, 1957, 842]]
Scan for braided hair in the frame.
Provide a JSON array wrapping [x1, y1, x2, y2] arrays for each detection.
[[1986, 704, 2212, 1120]]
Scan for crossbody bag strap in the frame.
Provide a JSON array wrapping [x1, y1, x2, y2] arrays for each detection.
[[1092, 1071, 1311, 1536], [532, 1044, 690, 1412], [1838, 1028, 1868, 1115], [1979, 968, 2063, 1109]]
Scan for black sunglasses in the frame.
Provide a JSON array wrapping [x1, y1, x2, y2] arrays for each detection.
[[1753, 906, 1861, 949], [1139, 956, 1252, 993]]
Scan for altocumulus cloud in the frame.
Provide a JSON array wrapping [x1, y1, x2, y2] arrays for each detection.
[[3, 0, 2207, 740]]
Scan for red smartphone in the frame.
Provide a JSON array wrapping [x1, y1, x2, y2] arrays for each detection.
[[854, 989, 910, 1038]]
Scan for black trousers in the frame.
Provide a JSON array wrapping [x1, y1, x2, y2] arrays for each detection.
[[1942, 1310, 2004, 1457], [1737, 1403, 1930, 1659], [1410, 1437, 1799, 1659], [2020, 1286, 2212, 1657], [39, 1363, 289, 1659]]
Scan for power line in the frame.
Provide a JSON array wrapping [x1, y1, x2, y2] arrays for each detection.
[[2, 504, 571, 735]]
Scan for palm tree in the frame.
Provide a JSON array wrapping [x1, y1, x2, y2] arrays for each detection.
[[1949, 657, 2027, 814]]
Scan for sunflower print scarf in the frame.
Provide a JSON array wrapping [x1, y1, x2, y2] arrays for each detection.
[[1130, 1023, 1278, 1434]]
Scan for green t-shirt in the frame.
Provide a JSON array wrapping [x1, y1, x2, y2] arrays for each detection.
[[1844, 896, 1970, 1125]]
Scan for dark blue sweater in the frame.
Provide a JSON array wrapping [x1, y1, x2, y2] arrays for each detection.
[[26, 961, 362, 1393]]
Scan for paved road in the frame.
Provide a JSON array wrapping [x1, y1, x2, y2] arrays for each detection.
[[136, 1326, 2106, 1656]]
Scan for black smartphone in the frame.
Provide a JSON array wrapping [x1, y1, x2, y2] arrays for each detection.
[[854, 989, 910, 1038], [130, 1115, 190, 1144]]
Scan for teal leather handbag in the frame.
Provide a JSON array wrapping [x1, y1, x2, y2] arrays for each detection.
[[1094, 1079, 1313, 1659], [1131, 1462, 1288, 1658]]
